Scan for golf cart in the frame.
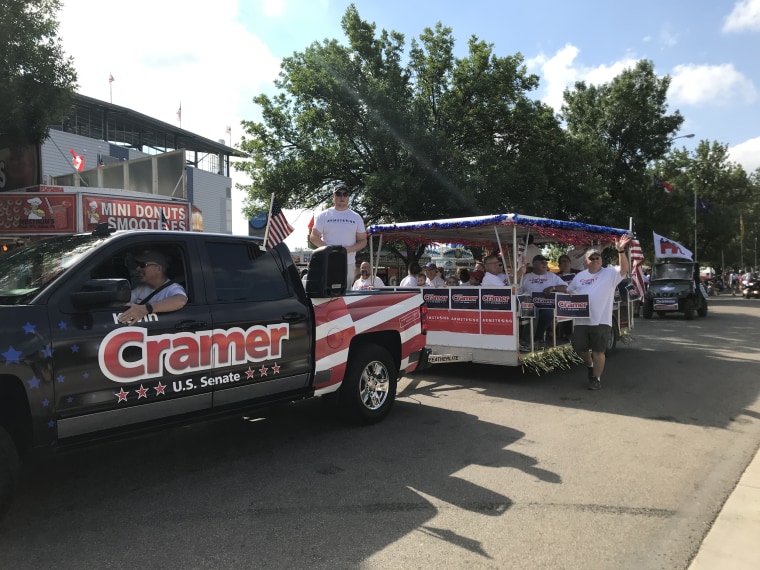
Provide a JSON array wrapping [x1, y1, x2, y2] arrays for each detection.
[[642, 258, 708, 320]]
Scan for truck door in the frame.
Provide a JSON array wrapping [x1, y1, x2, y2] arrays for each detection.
[[200, 239, 313, 408], [47, 237, 214, 441]]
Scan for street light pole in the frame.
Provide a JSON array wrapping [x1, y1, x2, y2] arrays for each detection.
[[667, 133, 697, 260]]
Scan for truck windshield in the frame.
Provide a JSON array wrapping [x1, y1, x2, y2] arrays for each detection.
[[651, 263, 693, 281], [0, 235, 105, 304]]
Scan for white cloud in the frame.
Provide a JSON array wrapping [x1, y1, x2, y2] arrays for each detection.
[[57, 0, 284, 236], [58, 0, 281, 146], [669, 63, 757, 105], [527, 44, 637, 112], [261, 0, 286, 17], [723, 0, 760, 32], [729, 136, 760, 173]]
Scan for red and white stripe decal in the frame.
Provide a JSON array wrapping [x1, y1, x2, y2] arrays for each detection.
[[312, 293, 425, 392]]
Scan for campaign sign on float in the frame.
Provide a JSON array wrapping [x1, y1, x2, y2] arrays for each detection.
[[518, 295, 535, 318], [555, 293, 590, 319], [480, 288, 513, 335], [531, 292, 556, 310], [449, 288, 481, 333], [422, 289, 451, 331]]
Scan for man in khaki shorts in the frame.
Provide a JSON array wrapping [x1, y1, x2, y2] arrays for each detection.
[[566, 235, 631, 390]]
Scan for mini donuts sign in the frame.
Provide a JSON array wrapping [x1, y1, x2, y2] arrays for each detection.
[[82, 195, 190, 231]]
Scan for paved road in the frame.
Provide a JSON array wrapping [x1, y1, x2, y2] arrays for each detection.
[[1, 296, 759, 569]]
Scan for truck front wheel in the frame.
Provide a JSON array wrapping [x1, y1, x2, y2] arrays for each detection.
[[340, 345, 398, 425], [0, 425, 20, 516]]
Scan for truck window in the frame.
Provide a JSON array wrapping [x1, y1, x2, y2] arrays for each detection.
[[89, 244, 191, 302], [206, 242, 289, 302]]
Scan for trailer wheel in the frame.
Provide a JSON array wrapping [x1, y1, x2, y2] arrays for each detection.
[[642, 299, 653, 319], [340, 345, 397, 425], [605, 316, 618, 355], [0, 425, 20, 517]]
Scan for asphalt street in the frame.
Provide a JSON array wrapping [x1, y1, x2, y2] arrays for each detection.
[[1, 295, 759, 569]]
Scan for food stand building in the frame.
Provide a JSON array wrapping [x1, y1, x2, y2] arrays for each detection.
[[0, 93, 236, 249]]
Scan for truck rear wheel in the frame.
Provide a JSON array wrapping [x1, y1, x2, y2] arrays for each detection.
[[340, 345, 397, 425], [0, 425, 20, 516]]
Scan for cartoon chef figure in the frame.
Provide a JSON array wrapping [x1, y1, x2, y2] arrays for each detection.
[[24, 197, 45, 219], [88, 200, 100, 224]]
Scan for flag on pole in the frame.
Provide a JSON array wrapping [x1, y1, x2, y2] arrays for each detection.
[[225, 125, 231, 135], [176, 104, 182, 122], [307, 214, 314, 231], [109, 73, 114, 83], [652, 175, 674, 193], [629, 238, 646, 298], [69, 148, 84, 171], [265, 196, 294, 247], [653, 231, 693, 260], [696, 196, 713, 213], [160, 208, 169, 230]]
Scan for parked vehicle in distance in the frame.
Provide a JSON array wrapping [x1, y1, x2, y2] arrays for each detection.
[[642, 258, 707, 320]]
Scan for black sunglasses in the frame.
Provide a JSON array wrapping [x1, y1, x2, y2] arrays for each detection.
[[137, 261, 159, 268], [334, 191, 350, 197]]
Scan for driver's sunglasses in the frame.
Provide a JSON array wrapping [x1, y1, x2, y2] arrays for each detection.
[[334, 191, 350, 197], [137, 261, 159, 268]]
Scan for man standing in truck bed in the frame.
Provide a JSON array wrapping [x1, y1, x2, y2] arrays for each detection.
[[310, 183, 367, 288]]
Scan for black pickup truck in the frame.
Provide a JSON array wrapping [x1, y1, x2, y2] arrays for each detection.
[[0, 226, 429, 514]]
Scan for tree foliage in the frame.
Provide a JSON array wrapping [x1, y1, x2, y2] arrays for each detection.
[[561, 60, 685, 228], [236, 6, 760, 270], [650, 141, 758, 270], [236, 4, 576, 266], [0, 0, 78, 143]]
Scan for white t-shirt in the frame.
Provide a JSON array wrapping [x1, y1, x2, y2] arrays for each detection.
[[482, 272, 508, 287], [352, 276, 384, 290], [425, 275, 446, 288], [313, 207, 366, 264], [399, 274, 417, 287], [567, 265, 624, 326], [520, 271, 565, 295], [131, 280, 187, 304]]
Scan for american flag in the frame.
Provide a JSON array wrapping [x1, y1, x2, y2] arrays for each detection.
[[630, 238, 646, 298], [109, 73, 114, 83], [176, 104, 181, 122], [266, 197, 294, 247], [160, 208, 169, 230], [225, 125, 231, 135]]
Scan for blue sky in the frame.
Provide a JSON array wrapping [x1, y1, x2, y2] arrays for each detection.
[[58, 0, 760, 245]]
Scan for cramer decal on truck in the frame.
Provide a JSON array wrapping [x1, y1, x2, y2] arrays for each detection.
[[0, 228, 428, 514]]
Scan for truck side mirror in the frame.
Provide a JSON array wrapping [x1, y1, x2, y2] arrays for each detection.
[[70, 278, 131, 309], [305, 245, 347, 297]]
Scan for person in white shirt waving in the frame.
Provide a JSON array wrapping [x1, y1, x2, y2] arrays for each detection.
[[566, 235, 631, 391], [310, 182, 367, 288]]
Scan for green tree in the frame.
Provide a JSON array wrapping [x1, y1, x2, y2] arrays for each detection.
[[0, 0, 78, 143], [236, 5, 572, 265], [653, 141, 757, 269], [561, 60, 684, 228]]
